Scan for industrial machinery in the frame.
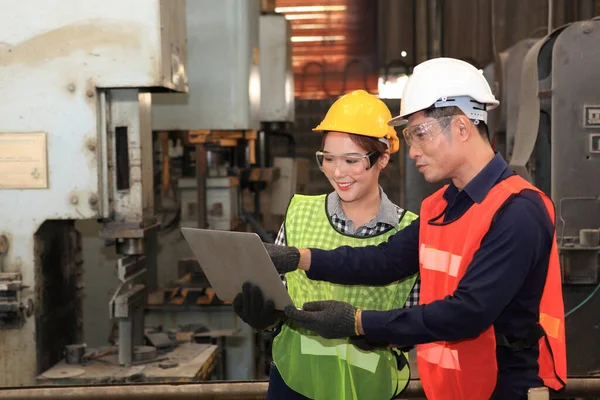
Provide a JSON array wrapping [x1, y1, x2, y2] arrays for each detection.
[[150, 0, 264, 381], [0, 0, 227, 387], [484, 38, 538, 161], [148, 2, 299, 380], [487, 17, 600, 376], [153, 0, 261, 232], [251, 11, 297, 231]]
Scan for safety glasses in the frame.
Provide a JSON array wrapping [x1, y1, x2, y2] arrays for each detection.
[[315, 151, 379, 174], [401, 116, 455, 149]]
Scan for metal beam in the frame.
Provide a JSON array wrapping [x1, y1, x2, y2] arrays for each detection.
[[1, 379, 600, 399], [0, 382, 269, 400]]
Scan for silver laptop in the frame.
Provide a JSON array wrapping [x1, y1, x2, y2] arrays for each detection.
[[181, 228, 295, 310]]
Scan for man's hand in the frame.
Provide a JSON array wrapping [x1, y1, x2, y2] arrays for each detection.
[[233, 282, 285, 330], [264, 243, 301, 274], [284, 300, 358, 339]]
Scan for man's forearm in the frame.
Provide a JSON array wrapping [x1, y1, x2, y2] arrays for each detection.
[[299, 219, 420, 285]]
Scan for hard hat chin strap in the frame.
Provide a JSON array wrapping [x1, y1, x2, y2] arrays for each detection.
[[433, 96, 488, 125]]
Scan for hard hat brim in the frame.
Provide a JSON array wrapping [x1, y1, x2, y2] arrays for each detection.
[[387, 115, 407, 127]]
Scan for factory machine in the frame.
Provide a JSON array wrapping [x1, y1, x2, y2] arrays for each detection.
[[485, 17, 600, 376], [0, 0, 298, 386], [0, 0, 229, 387], [150, 0, 261, 381], [149, 0, 296, 381], [253, 11, 297, 230]]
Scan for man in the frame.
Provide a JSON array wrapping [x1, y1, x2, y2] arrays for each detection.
[[237, 58, 566, 400]]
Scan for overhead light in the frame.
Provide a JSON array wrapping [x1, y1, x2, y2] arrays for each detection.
[[401, 51, 407, 57], [293, 24, 328, 30], [378, 75, 410, 99], [284, 13, 327, 20], [275, 5, 347, 13], [291, 35, 345, 43]]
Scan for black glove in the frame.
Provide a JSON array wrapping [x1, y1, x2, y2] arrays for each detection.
[[233, 282, 285, 330], [349, 336, 391, 351], [264, 243, 300, 274], [284, 300, 358, 339]]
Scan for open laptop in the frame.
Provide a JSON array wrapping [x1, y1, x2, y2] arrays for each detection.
[[180, 228, 295, 310]]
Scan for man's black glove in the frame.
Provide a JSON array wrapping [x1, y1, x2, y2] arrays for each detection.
[[284, 300, 358, 339], [263, 243, 300, 274], [233, 282, 285, 330], [349, 336, 391, 352]]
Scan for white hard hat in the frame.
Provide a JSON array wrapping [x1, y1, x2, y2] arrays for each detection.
[[388, 57, 499, 126]]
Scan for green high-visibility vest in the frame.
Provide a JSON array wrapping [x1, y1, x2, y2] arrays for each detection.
[[272, 194, 418, 400]]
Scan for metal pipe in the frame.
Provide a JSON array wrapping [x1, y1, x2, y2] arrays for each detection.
[[195, 144, 208, 229], [0, 382, 269, 400], [99, 91, 110, 219], [118, 318, 133, 365], [427, 0, 442, 58], [547, 0, 553, 35], [0, 380, 425, 399], [555, 378, 600, 397], [414, 0, 428, 63], [4, 379, 600, 399]]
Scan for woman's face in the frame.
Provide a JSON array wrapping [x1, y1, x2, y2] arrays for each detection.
[[320, 131, 389, 204]]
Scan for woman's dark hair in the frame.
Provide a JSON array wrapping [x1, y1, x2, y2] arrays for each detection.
[[320, 131, 388, 154]]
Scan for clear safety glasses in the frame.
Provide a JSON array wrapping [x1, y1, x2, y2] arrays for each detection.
[[401, 116, 454, 149], [315, 151, 379, 174]]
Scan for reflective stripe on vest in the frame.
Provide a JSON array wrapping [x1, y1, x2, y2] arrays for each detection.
[[300, 335, 380, 373], [272, 194, 418, 400], [420, 244, 462, 277], [418, 342, 461, 370], [417, 175, 567, 400]]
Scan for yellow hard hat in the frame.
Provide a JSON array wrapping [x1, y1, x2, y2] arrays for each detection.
[[312, 90, 400, 153]]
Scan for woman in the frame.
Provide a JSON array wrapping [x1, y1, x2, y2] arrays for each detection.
[[235, 90, 419, 400]]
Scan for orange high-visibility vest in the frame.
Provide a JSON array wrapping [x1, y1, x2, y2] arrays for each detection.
[[417, 174, 566, 400]]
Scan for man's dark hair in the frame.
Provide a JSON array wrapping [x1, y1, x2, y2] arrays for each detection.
[[423, 105, 489, 140]]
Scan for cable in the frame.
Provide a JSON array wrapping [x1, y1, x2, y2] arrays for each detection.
[[299, 61, 329, 98], [565, 281, 600, 317], [340, 58, 369, 95], [557, 195, 600, 317]]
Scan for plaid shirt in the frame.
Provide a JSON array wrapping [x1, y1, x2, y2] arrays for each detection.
[[275, 189, 420, 308]]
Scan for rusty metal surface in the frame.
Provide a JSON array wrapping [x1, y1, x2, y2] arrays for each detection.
[[106, 90, 155, 224], [0, 3, 186, 386], [0, 235, 9, 254], [100, 221, 160, 240]]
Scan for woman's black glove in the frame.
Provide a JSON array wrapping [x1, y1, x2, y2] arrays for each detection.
[[233, 282, 285, 330]]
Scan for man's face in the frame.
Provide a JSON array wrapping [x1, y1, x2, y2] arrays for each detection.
[[404, 111, 460, 183]]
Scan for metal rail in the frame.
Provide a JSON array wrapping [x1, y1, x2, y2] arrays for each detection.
[[0, 378, 599, 399]]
